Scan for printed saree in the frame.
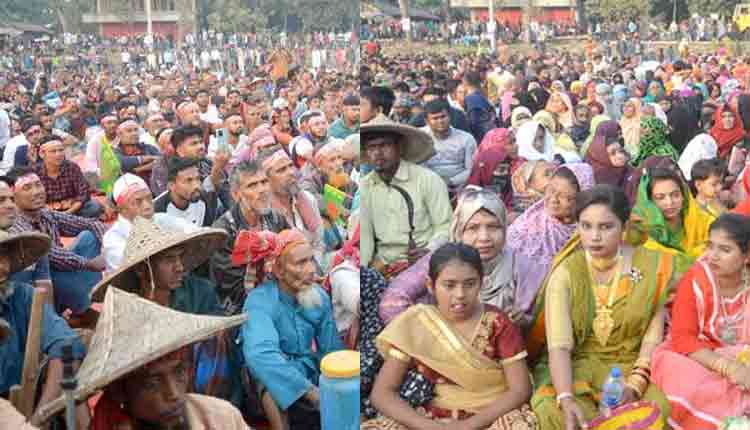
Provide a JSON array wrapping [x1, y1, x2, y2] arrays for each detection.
[[527, 240, 675, 430], [362, 304, 538, 430]]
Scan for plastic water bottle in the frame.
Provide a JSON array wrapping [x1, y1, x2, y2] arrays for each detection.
[[600, 367, 625, 417], [320, 350, 360, 430]]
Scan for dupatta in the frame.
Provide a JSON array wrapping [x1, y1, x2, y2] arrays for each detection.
[[376, 304, 508, 413]]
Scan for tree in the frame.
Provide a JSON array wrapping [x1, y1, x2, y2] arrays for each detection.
[[686, 0, 740, 17], [206, 0, 267, 33], [292, 0, 354, 31], [595, 0, 649, 22]]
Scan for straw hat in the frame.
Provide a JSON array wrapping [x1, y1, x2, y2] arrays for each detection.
[[90, 217, 227, 302], [361, 114, 435, 164], [34, 287, 247, 422], [0, 230, 51, 274]]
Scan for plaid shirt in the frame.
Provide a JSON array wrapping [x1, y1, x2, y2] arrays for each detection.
[[36, 160, 90, 204], [9, 209, 107, 271]]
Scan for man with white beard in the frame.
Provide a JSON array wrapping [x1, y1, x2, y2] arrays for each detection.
[[238, 229, 344, 430]]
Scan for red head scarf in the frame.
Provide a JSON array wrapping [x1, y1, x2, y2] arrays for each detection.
[[710, 107, 745, 158]]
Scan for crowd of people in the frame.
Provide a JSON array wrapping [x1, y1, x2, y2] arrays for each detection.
[[359, 35, 750, 430], [0, 25, 360, 430]]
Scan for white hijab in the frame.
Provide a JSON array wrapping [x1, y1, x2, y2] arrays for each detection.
[[678, 133, 718, 180], [517, 120, 555, 162]]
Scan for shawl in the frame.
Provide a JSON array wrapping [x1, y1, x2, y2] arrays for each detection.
[[632, 171, 715, 260], [534, 110, 579, 159], [516, 120, 555, 162], [610, 84, 629, 122], [506, 163, 595, 262], [511, 106, 532, 130], [732, 167, 750, 216], [710, 107, 745, 159], [620, 98, 642, 158], [580, 114, 611, 156], [585, 120, 631, 187], [99, 137, 123, 195], [467, 128, 522, 207], [545, 92, 575, 129], [678, 133, 718, 180], [630, 116, 679, 168]]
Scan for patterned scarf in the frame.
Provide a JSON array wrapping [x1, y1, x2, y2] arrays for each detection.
[[630, 116, 678, 167]]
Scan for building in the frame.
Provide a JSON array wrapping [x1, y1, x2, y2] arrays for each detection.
[[82, 0, 197, 38], [450, 0, 575, 27]]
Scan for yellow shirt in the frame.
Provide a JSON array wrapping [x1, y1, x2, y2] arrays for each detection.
[[361, 160, 452, 266]]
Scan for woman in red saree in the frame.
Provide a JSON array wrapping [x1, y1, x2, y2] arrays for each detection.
[[652, 213, 750, 429]]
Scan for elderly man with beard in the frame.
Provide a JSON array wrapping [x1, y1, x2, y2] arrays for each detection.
[[260, 149, 325, 262], [240, 229, 344, 430], [210, 160, 290, 315], [154, 157, 219, 228], [176, 101, 212, 147], [114, 119, 161, 184]]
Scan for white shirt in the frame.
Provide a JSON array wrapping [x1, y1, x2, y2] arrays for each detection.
[[199, 105, 222, 124], [0, 109, 10, 149], [207, 134, 249, 161], [0, 134, 29, 175], [330, 261, 360, 332]]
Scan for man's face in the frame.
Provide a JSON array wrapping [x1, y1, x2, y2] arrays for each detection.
[[0, 184, 17, 230], [175, 135, 205, 159], [196, 92, 210, 107], [226, 115, 244, 136], [343, 104, 360, 124], [118, 124, 140, 145], [151, 246, 186, 291], [227, 92, 241, 108], [102, 119, 118, 136], [40, 141, 66, 167], [123, 355, 189, 428], [40, 114, 54, 132], [119, 106, 137, 122], [308, 116, 328, 140], [426, 109, 450, 135], [364, 136, 400, 173], [318, 150, 345, 178], [180, 103, 201, 126], [169, 167, 202, 204], [13, 175, 46, 211], [244, 104, 263, 127], [25, 125, 43, 145], [232, 171, 271, 216], [147, 115, 167, 135], [276, 243, 316, 292], [360, 98, 376, 123], [267, 158, 297, 194], [118, 189, 154, 220]]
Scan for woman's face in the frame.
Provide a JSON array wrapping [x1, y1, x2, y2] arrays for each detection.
[[623, 102, 635, 118], [606, 142, 628, 167], [461, 209, 505, 262], [533, 126, 546, 152], [503, 132, 518, 157], [575, 106, 591, 124], [722, 111, 736, 129], [711, 85, 721, 98], [544, 175, 578, 223], [578, 203, 624, 260], [429, 259, 482, 322], [705, 227, 748, 279], [549, 95, 565, 112], [641, 104, 655, 117], [529, 161, 554, 192], [648, 82, 661, 95], [634, 86, 645, 98], [651, 178, 684, 223], [658, 99, 672, 113], [590, 104, 603, 116]]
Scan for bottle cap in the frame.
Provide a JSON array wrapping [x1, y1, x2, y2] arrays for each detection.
[[611, 367, 622, 378], [321, 350, 360, 379]]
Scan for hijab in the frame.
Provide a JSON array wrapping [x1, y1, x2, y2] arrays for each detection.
[[534, 110, 580, 160], [631, 116, 679, 167], [511, 106, 533, 130], [610, 84, 629, 121], [581, 114, 611, 156], [678, 134, 718, 180], [545, 92, 575, 128], [667, 99, 701, 153], [624, 155, 681, 206], [467, 128, 522, 207], [710, 106, 745, 158], [620, 97, 642, 157], [517, 120, 555, 162], [585, 120, 631, 187]]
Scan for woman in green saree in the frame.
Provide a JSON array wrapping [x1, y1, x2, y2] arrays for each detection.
[[527, 185, 677, 430]]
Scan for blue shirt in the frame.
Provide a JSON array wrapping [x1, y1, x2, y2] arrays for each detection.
[[9, 255, 51, 285], [0, 282, 85, 394], [241, 281, 344, 410], [464, 90, 496, 143]]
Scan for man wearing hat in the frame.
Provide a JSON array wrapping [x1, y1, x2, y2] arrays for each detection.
[[34, 288, 249, 429], [0, 230, 87, 424], [360, 115, 452, 277], [35, 135, 103, 219], [239, 229, 344, 430]]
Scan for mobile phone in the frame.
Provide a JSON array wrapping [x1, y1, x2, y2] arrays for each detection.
[[215, 128, 230, 154], [729, 146, 747, 176]]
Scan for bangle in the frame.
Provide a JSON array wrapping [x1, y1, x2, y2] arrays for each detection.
[[631, 367, 651, 382], [626, 374, 648, 398], [625, 381, 645, 398], [634, 357, 651, 371], [556, 392, 574, 408]]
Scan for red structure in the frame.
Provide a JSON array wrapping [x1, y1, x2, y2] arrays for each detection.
[[451, 0, 576, 26], [82, 0, 197, 38]]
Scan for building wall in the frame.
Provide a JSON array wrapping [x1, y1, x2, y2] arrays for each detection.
[[472, 8, 574, 25], [100, 21, 180, 38]]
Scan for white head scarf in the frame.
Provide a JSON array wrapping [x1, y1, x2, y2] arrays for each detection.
[[678, 133, 719, 180], [516, 120, 555, 162]]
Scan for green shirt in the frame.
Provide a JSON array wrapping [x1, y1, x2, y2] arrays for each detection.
[[328, 118, 359, 139], [361, 160, 452, 266], [170, 274, 224, 316]]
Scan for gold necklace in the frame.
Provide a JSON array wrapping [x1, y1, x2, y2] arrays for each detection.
[[588, 251, 623, 347]]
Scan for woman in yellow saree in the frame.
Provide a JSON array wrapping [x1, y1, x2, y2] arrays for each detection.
[[364, 243, 538, 430], [527, 185, 677, 430], [631, 166, 716, 273]]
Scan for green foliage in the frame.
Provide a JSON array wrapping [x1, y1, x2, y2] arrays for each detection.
[[294, 0, 356, 31], [686, 0, 741, 17], [594, 0, 650, 21], [206, 0, 267, 33], [0, 0, 55, 25]]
